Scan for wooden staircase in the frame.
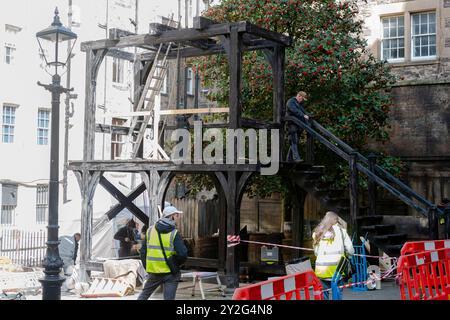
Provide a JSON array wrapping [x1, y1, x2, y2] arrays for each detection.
[[284, 162, 426, 257]]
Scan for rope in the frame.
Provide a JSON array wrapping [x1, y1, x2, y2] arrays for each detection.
[[227, 235, 397, 261]]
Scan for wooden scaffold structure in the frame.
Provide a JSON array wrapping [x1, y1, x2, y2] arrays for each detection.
[[69, 16, 292, 290]]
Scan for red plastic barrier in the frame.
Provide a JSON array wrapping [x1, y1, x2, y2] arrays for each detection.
[[401, 240, 450, 256], [397, 248, 450, 300], [232, 271, 323, 300]]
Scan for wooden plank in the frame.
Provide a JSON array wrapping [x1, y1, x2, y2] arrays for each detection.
[[184, 257, 219, 269], [226, 171, 239, 289]]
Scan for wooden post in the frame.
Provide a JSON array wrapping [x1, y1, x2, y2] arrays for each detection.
[[77, 171, 102, 282], [134, 56, 144, 158], [428, 206, 439, 240], [349, 152, 359, 233], [368, 153, 378, 216], [273, 45, 285, 161], [228, 25, 243, 129], [306, 125, 315, 165], [218, 187, 227, 271], [142, 169, 161, 227], [226, 171, 240, 290], [292, 185, 306, 260], [83, 49, 106, 161]]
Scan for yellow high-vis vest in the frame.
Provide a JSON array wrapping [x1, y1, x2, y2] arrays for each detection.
[[146, 226, 178, 274], [314, 226, 346, 280]]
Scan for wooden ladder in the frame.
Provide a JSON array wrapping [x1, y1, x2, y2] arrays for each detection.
[[121, 26, 173, 160]]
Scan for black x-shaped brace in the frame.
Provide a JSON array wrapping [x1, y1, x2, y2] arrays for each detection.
[[99, 176, 149, 225]]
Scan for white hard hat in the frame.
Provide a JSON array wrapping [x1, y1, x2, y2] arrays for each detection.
[[162, 206, 183, 218]]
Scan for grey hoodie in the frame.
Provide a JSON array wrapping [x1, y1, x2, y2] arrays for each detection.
[[155, 217, 188, 267]]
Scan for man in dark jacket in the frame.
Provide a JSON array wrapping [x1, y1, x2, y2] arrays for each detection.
[[138, 206, 188, 300], [114, 219, 138, 258], [286, 91, 310, 162]]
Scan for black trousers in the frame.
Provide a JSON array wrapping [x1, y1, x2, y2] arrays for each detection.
[[287, 124, 304, 161], [137, 272, 181, 300]]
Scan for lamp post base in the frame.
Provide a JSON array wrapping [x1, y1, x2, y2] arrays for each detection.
[[39, 275, 66, 300]]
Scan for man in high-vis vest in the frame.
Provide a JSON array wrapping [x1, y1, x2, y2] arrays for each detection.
[[137, 206, 187, 300]]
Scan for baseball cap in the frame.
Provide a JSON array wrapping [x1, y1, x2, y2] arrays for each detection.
[[162, 206, 183, 218]]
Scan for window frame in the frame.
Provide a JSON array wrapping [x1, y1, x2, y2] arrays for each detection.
[[112, 57, 125, 84], [186, 68, 194, 96], [380, 15, 405, 63], [2, 105, 17, 144], [411, 11, 437, 61], [36, 185, 49, 224], [4, 44, 15, 65], [37, 109, 50, 146], [111, 118, 127, 160]]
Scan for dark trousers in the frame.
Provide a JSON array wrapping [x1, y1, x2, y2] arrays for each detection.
[[287, 124, 304, 161], [137, 272, 181, 300]]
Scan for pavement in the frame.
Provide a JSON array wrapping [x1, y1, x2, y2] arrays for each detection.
[[24, 279, 401, 301]]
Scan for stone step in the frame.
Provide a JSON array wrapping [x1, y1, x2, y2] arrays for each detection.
[[373, 233, 408, 244], [356, 215, 384, 227], [360, 224, 396, 235], [382, 244, 404, 257]]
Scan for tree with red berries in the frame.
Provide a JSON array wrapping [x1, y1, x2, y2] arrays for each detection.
[[188, 0, 400, 197]]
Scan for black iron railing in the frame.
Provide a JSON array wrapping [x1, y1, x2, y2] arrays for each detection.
[[284, 116, 441, 239]]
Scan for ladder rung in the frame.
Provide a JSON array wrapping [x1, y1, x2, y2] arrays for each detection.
[[155, 65, 167, 69], [148, 87, 160, 91], [152, 76, 164, 80]]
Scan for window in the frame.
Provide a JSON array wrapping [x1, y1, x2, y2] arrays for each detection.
[[1, 184, 17, 226], [112, 57, 124, 84], [36, 185, 49, 224], [186, 68, 194, 95], [111, 118, 127, 160], [5, 44, 15, 64], [2, 105, 16, 143], [412, 12, 436, 59], [37, 109, 50, 145], [381, 16, 405, 61]]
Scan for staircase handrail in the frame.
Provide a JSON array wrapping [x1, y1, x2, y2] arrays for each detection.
[[311, 121, 436, 211], [284, 116, 440, 217]]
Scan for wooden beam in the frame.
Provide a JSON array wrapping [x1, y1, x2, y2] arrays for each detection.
[[80, 22, 247, 51], [193, 16, 218, 30], [245, 22, 292, 46], [106, 48, 135, 62], [150, 22, 217, 50], [105, 107, 230, 118], [103, 183, 147, 221], [68, 161, 260, 173], [109, 28, 137, 40], [99, 176, 149, 224]]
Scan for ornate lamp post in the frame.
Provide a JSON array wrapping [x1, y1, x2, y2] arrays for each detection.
[[36, 7, 77, 300]]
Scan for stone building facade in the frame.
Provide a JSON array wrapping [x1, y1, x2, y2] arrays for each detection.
[[358, 0, 450, 212]]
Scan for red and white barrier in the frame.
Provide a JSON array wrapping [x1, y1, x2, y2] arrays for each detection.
[[400, 240, 450, 256], [397, 248, 450, 300], [232, 271, 323, 301]]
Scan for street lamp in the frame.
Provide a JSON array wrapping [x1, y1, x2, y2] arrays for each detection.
[[36, 7, 77, 301]]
